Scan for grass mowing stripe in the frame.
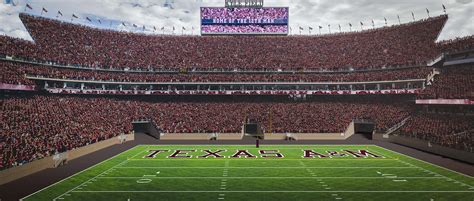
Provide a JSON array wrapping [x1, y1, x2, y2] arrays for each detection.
[[20, 145, 143, 201], [113, 166, 418, 169], [374, 145, 474, 179], [22, 145, 474, 201], [52, 146, 149, 201], [70, 190, 474, 193], [94, 177, 444, 179]]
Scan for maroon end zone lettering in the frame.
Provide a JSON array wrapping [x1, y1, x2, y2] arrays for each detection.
[[199, 150, 226, 158], [168, 150, 196, 158], [231, 150, 256, 158], [344, 150, 382, 158], [144, 150, 169, 158], [327, 151, 346, 157], [259, 150, 284, 158], [303, 150, 329, 158]]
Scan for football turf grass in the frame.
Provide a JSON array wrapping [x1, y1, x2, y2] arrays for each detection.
[[22, 145, 474, 201]]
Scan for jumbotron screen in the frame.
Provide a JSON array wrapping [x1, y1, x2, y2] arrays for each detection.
[[200, 7, 289, 35]]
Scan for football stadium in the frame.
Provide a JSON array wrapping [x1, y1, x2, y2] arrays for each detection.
[[0, 0, 473, 200]]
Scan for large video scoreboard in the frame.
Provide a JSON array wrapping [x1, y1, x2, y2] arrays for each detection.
[[200, 7, 289, 35]]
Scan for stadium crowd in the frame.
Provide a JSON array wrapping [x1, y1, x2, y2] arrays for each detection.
[[400, 113, 474, 152], [0, 14, 446, 71], [437, 35, 474, 54], [0, 95, 412, 170], [418, 65, 474, 99]]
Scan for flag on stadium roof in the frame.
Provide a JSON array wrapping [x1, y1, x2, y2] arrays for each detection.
[[57, 10, 63, 16], [26, 3, 32, 10], [42, 7, 48, 13], [86, 17, 92, 22], [72, 14, 78, 18]]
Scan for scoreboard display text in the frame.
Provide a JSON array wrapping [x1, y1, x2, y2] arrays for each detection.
[[201, 7, 289, 35]]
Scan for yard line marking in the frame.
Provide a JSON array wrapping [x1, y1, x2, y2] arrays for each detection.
[[114, 167, 416, 169], [51, 147, 150, 201], [374, 145, 474, 179], [21, 145, 146, 201], [70, 190, 474, 193], [394, 158, 473, 188], [93, 176, 444, 179]]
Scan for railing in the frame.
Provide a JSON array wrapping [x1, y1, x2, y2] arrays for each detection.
[[2, 55, 428, 74], [384, 116, 411, 138], [44, 88, 421, 96], [427, 53, 445, 67]]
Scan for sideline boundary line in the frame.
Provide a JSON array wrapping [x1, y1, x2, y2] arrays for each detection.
[[20, 145, 146, 201], [374, 145, 474, 179], [70, 190, 474, 193]]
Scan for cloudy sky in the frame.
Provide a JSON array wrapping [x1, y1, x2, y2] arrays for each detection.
[[0, 0, 472, 41]]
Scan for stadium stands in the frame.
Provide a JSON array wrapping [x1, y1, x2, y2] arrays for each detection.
[[399, 113, 474, 152], [0, 14, 447, 71], [437, 35, 474, 54], [0, 94, 412, 170], [0, 11, 472, 172], [418, 64, 474, 99]]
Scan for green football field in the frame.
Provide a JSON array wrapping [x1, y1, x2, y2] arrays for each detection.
[[22, 145, 474, 201]]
